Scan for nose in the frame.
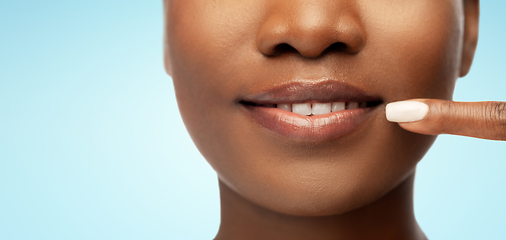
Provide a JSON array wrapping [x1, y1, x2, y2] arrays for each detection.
[[257, 1, 366, 58]]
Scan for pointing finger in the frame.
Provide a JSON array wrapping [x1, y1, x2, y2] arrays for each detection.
[[386, 99, 506, 141]]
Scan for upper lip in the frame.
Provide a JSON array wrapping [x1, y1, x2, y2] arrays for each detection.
[[240, 79, 382, 104]]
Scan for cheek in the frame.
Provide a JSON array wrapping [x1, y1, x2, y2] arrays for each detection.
[[166, 0, 267, 168], [167, 0, 263, 76], [361, 0, 463, 100], [167, 0, 264, 126]]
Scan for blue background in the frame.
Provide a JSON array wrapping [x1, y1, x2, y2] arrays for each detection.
[[1, 1, 505, 239]]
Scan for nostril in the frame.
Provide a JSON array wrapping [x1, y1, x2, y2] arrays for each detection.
[[322, 42, 348, 55], [272, 43, 298, 56], [267, 42, 353, 58]]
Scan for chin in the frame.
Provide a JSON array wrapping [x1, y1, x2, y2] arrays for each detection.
[[213, 135, 435, 217]]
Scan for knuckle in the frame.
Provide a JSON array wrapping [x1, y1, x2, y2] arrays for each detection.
[[488, 102, 506, 140]]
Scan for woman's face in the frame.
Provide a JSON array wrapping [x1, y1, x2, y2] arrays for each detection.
[[164, 0, 474, 216]]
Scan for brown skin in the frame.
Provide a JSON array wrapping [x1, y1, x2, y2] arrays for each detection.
[[397, 99, 506, 141], [164, 0, 479, 239]]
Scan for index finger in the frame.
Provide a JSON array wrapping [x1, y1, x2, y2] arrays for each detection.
[[385, 99, 506, 141]]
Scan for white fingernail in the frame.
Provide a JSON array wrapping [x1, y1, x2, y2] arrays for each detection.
[[386, 101, 429, 122]]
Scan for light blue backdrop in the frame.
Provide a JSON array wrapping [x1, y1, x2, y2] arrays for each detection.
[[1, 1, 504, 239]]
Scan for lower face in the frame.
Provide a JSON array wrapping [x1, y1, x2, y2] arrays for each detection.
[[165, 0, 463, 216]]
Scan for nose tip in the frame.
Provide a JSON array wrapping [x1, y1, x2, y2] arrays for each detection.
[[256, 4, 366, 58]]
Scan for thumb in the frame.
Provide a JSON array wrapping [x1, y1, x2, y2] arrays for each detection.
[[385, 99, 506, 141]]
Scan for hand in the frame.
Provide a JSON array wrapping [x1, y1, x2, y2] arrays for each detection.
[[385, 99, 506, 141]]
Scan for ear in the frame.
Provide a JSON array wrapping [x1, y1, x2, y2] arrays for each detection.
[[163, 0, 172, 76], [459, 0, 479, 77]]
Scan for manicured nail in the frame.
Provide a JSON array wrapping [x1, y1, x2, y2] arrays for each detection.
[[386, 101, 429, 123]]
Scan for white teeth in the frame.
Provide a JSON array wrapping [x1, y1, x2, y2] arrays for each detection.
[[347, 102, 359, 110], [331, 102, 345, 112], [277, 103, 292, 111], [292, 103, 312, 116], [312, 103, 331, 115], [276, 101, 366, 116]]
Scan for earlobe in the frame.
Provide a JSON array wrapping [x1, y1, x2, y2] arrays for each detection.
[[460, 0, 479, 77]]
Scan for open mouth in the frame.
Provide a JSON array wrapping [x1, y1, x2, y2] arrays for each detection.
[[240, 80, 383, 141], [241, 101, 382, 116]]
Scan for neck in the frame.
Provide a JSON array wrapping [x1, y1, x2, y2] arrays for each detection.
[[215, 174, 426, 240]]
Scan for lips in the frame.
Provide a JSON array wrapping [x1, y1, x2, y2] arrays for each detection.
[[240, 80, 382, 141]]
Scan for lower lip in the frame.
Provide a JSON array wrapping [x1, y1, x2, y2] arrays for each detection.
[[243, 105, 376, 141]]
